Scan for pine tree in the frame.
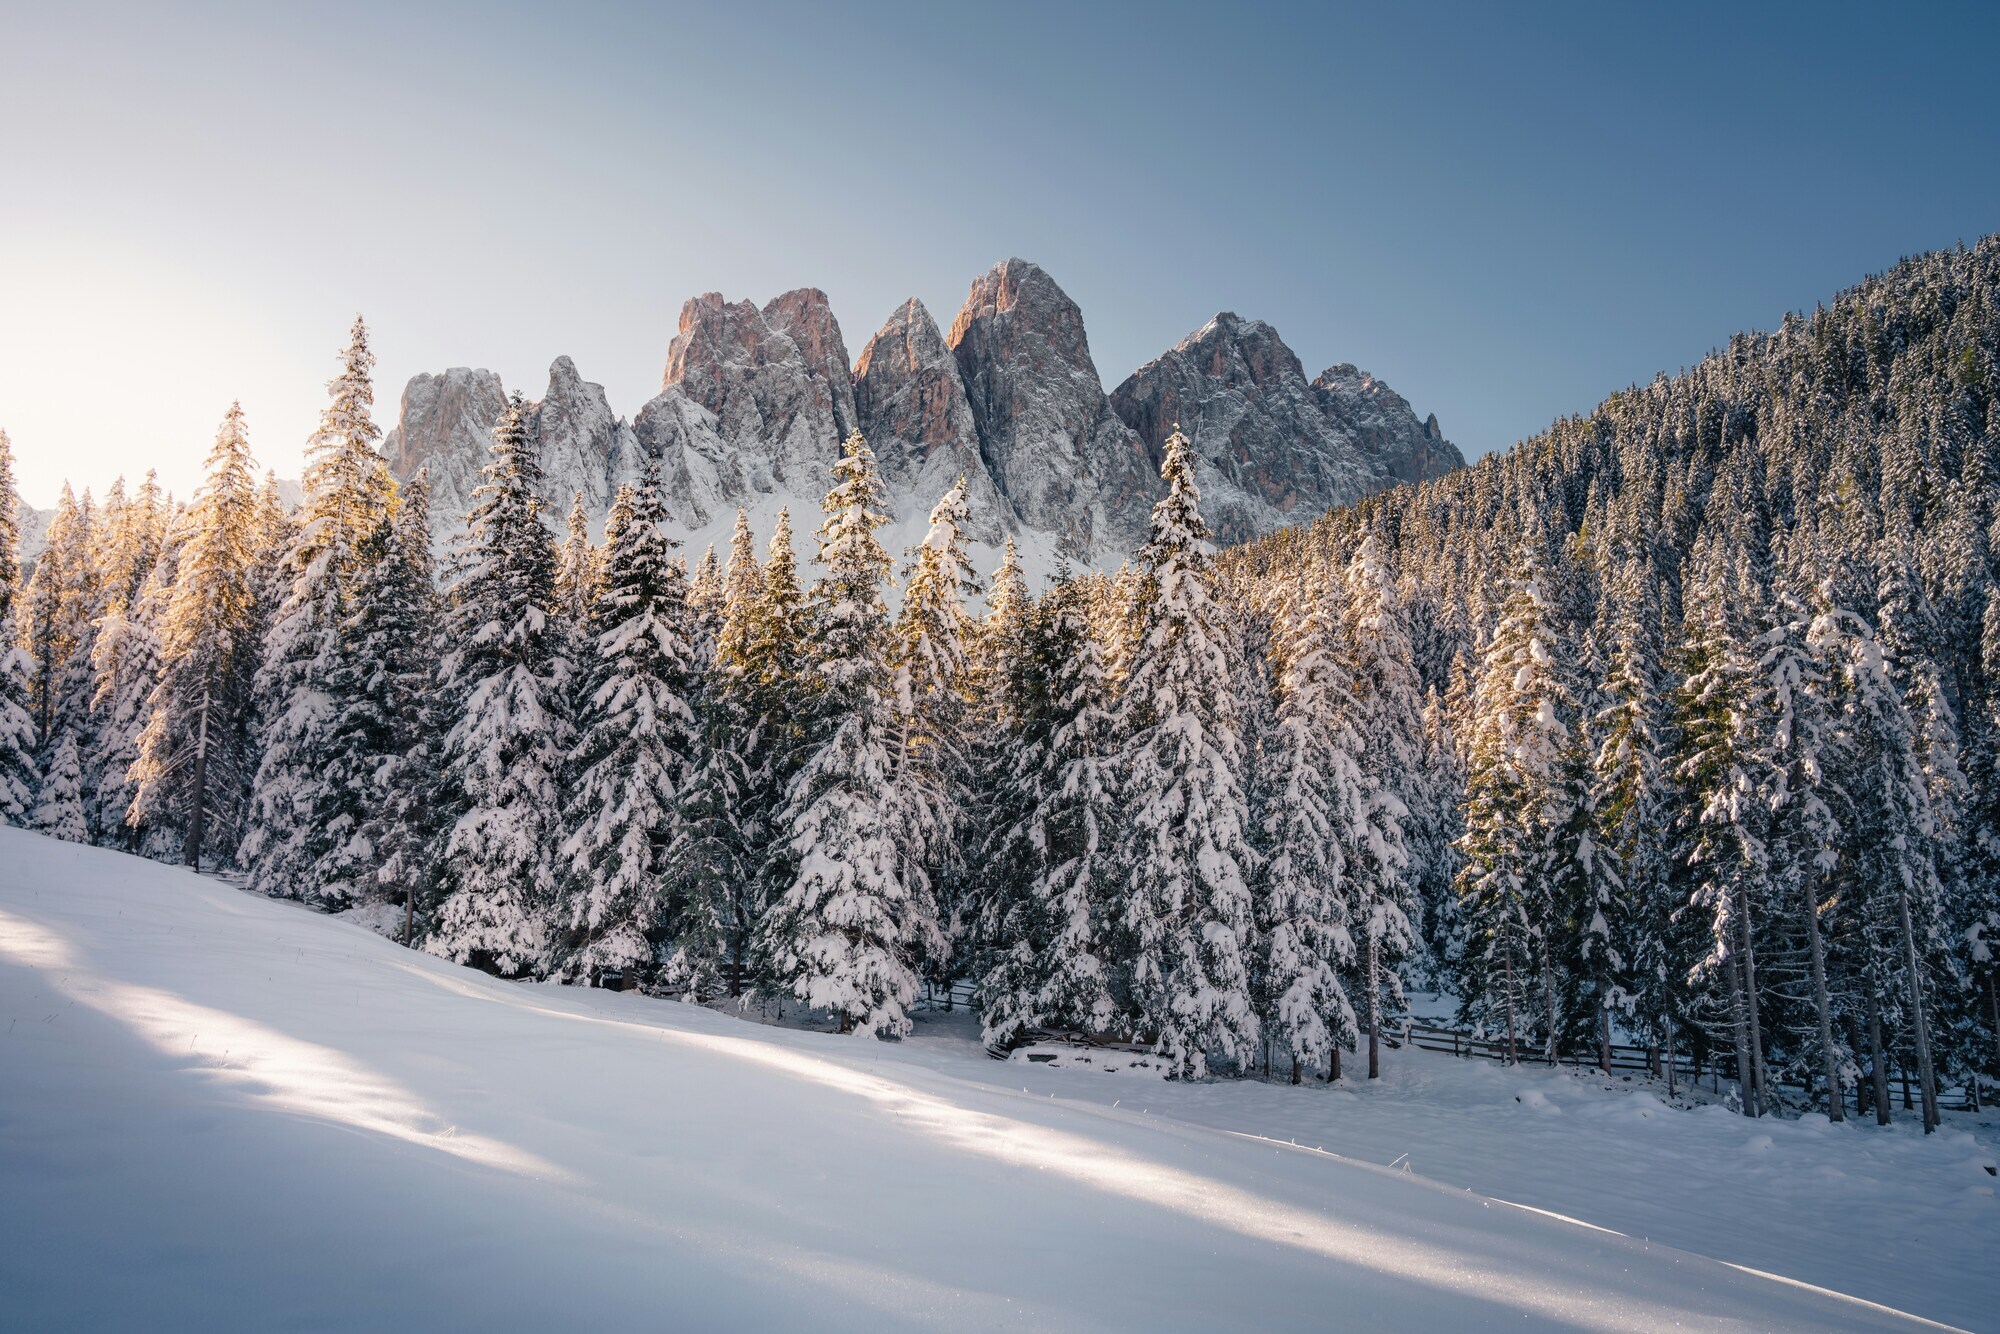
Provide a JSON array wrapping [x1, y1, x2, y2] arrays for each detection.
[[1255, 593, 1362, 1082], [316, 478, 439, 916], [129, 404, 263, 870], [357, 470, 441, 945], [30, 730, 86, 843], [892, 478, 981, 973], [980, 570, 1120, 1047], [1672, 538, 1776, 1114], [0, 429, 37, 823], [1340, 533, 1420, 1077], [1454, 541, 1574, 1062], [1591, 557, 1681, 1072], [427, 395, 568, 977], [560, 467, 698, 983], [241, 316, 393, 903], [1814, 596, 1948, 1131], [668, 508, 765, 995], [19, 484, 98, 752], [1112, 427, 1258, 1078], [760, 433, 940, 1036]]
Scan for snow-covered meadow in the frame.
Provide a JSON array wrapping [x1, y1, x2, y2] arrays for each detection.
[[2, 828, 1991, 1331]]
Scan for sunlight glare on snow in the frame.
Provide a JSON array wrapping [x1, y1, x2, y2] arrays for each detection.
[[0, 908, 565, 1182]]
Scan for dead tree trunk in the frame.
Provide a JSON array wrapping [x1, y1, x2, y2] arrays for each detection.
[[1735, 879, 1768, 1117], [1866, 989, 1891, 1125], [1894, 885, 1940, 1133], [1801, 873, 1842, 1120], [1366, 933, 1382, 1080]]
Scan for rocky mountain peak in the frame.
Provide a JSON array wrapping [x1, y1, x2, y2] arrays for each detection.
[[658, 288, 853, 493], [948, 259, 1156, 560], [854, 298, 1008, 546], [381, 366, 508, 541], [1310, 362, 1464, 486], [1112, 313, 1381, 544]]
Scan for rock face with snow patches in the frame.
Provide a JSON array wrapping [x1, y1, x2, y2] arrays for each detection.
[[528, 356, 641, 519], [947, 259, 1159, 562], [1309, 362, 1464, 487], [852, 298, 1011, 548], [381, 367, 509, 542], [1109, 313, 1464, 544], [378, 258, 1460, 570]]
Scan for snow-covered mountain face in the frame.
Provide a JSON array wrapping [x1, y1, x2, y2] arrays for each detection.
[[1110, 313, 1465, 545], [948, 259, 1159, 562], [378, 259, 1460, 578]]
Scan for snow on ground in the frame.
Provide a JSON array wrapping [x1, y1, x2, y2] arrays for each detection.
[[1, 828, 1990, 1332]]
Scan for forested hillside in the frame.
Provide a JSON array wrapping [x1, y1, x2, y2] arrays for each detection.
[[1227, 236, 2000, 1125]]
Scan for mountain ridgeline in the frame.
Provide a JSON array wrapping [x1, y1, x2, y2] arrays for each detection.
[[382, 259, 1462, 571]]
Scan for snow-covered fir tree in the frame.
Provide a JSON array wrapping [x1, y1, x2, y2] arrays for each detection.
[[980, 568, 1120, 1047], [1453, 540, 1577, 1062], [667, 508, 763, 996], [242, 316, 393, 903], [1255, 592, 1362, 1083], [560, 466, 697, 983], [353, 470, 441, 943], [1112, 427, 1259, 1078], [129, 403, 263, 870], [426, 395, 568, 977], [29, 729, 86, 843], [892, 477, 981, 964], [760, 433, 940, 1036], [0, 428, 37, 823], [1338, 533, 1419, 1078]]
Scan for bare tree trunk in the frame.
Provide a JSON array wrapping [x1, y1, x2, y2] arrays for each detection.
[[1330, 1045, 1341, 1082], [1866, 989, 1891, 1125], [184, 689, 212, 873], [1291, 1054, 1300, 1086], [1366, 933, 1382, 1080], [1598, 992, 1612, 1075], [1540, 938, 1558, 1066], [403, 884, 413, 948], [1990, 975, 2000, 1095], [1894, 886, 1940, 1133], [1801, 873, 1842, 1120], [1728, 952, 1754, 1116], [1735, 880, 1768, 1117], [1502, 944, 1519, 1065]]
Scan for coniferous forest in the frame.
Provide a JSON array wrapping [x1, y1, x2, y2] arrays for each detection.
[[5, 240, 1999, 1134]]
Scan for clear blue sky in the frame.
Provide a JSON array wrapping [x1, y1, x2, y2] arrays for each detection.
[[4, 0, 1997, 505]]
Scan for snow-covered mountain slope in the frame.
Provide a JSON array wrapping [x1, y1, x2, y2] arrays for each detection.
[[1, 828, 1983, 1332], [378, 259, 1459, 581], [1107, 312, 1462, 544]]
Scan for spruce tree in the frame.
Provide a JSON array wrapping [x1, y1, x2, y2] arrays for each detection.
[[1112, 427, 1258, 1078], [980, 570, 1120, 1047], [668, 508, 765, 995], [356, 471, 441, 944], [129, 404, 263, 870], [1454, 541, 1573, 1062], [427, 395, 568, 977], [242, 316, 393, 903], [1340, 533, 1420, 1077], [760, 433, 940, 1036], [30, 730, 86, 843], [892, 478, 981, 971], [1255, 593, 1362, 1082], [560, 467, 698, 983], [0, 429, 37, 823]]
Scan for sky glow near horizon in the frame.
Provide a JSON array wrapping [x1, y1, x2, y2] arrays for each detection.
[[2, 0, 1997, 507]]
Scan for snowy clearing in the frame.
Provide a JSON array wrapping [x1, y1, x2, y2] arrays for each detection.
[[1, 828, 1990, 1332]]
